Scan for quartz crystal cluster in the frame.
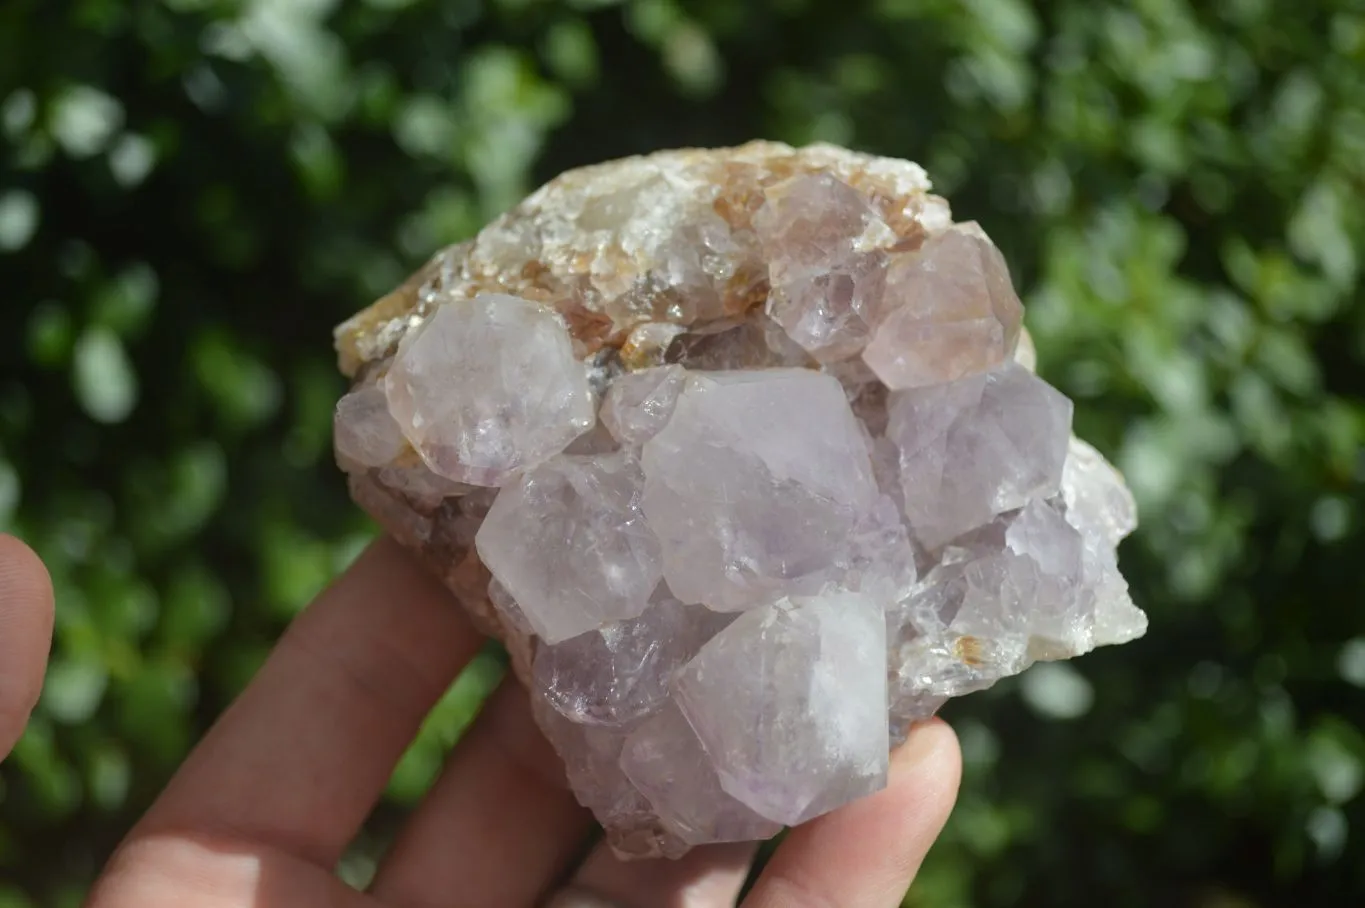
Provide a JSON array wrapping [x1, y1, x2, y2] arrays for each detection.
[[332, 142, 1145, 858]]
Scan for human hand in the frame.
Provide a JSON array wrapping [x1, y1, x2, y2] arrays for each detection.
[[87, 537, 961, 908], [0, 535, 55, 760]]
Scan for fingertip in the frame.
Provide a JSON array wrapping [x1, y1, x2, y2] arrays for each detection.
[[0, 532, 56, 649], [890, 716, 963, 818], [0, 533, 54, 598], [0, 534, 55, 756], [881, 717, 963, 878]]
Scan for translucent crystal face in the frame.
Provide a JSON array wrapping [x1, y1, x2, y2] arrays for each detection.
[[753, 172, 892, 362], [640, 369, 881, 611], [862, 225, 1024, 389], [475, 452, 662, 643], [382, 294, 596, 486], [332, 141, 1144, 859], [886, 362, 1074, 548]]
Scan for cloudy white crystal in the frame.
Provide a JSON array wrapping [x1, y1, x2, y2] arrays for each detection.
[[600, 365, 686, 447], [476, 452, 662, 643], [673, 591, 889, 825], [1060, 438, 1146, 647], [887, 495, 1116, 721], [641, 368, 881, 610], [1062, 437, 1138, 546], [887, 361, 1073, 548], [383, 294, 595, 487], [863, 225, 1024, 389], [334, 384, 407, 472], [754, 173, 892, 362]]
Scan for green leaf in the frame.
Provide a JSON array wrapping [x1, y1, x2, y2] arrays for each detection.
[[0, 883, 37, 908], [116, 659, 196, 766], [542, 18, 600, 87], [51, 85, 124, 158], [72, 327, 138, 424], [0, 190, 38, 252], [87, 743, 132, 811], [160, 563, 232, 650], [191, 331, 283, 431], [25, 301, 74, 367], [89, 263, 159, 339], [40, 658, 109, 724]]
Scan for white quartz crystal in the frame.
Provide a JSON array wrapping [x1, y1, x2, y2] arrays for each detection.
[[673, 591, 889, 825], [383, 294, 595, 487], [1060, 438, 1146, 647], [886, 362, 1073, 549], [640, 369, 881, 611], [476, 452, 662, 643], [334, 384, 408, 472], [754, 173, 893, 362], [1062, 437, 1138, 547], [333, 141, 1144, 859], [600, 364, 686, 447], [863, 225, 1024, 389]]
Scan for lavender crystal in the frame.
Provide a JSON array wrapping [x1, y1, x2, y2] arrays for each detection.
[[331, 141, 1144, 858]]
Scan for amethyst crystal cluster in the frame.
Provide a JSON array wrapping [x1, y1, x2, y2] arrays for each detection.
[[332, 142, 1144, 858]]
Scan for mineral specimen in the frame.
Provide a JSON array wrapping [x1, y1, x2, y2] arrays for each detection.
[[332, 141, 1145, 858]]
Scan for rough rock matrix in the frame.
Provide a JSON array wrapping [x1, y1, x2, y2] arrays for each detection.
[[333, 142, 1145, 858]]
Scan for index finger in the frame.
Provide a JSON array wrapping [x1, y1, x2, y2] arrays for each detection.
[[132, 536, 486, 868], [0, 534, 56, 757]]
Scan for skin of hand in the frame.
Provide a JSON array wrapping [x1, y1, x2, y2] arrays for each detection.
[[0, 535, 55, 760], [65, 536, 962, 908]]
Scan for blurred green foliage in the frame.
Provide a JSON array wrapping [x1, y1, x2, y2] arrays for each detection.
[[1, 0, 1363, 905]]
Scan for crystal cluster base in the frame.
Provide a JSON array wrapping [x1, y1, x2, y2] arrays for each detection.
[[332, 141, 1144, 859]]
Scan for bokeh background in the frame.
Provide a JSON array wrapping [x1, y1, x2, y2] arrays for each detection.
[[2, 0, 1364, 905]]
